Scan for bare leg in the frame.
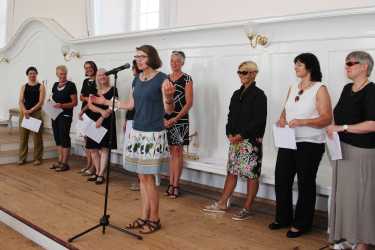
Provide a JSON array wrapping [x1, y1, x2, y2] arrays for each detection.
[[169, 145, 176, 185], [58, 146, 63, 162], [243, 178, 259, 209], [85, 148, 92, 168], [217, 173, 238, 207], [172, 146, 184, 187], [98, 148, 109, 176], [61, 147, 70, 164], [138, 174, 150, 220], [90, 149, 101, 175], [143, 175, 159, 222]]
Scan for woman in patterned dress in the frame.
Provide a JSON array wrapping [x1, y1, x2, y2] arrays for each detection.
[[164, 51, 193, 198], [202, 61, 267, 221], [92, 45, 175, 234]]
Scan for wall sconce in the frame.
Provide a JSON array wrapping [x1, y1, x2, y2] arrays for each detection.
[[61, 45, 80, 61], [244, 22, 269, 48], [0, 57, 9, 63]]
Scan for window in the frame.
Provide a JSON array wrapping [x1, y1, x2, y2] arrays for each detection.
[[90, 0, 170, 36], [0, 0, 8, 47], [138, 0, 160, 31]]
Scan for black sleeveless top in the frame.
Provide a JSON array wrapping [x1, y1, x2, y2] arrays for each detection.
[[24, 83, 41, 110]]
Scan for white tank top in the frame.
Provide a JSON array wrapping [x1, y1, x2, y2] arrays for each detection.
[[285, 82, 325, 143]]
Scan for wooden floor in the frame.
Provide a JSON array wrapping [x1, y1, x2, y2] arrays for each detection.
[[0, 158, 329, 250], [0, 222, 42, 250]]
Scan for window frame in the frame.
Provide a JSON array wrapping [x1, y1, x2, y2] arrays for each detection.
[[87, 0, 175, 37]]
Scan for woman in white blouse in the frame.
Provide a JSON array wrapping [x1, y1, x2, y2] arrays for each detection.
[[269, 53, 332, 238]]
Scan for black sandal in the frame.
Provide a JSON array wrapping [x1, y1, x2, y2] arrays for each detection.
[[95, 176, 105, 185], [170, 186, 180, 199], [126, 218, 147, 229], [87, 174, 97, 182], [139, 220, 161, 234], [164, 184, 173, 196], [55, 163, 70, 172]]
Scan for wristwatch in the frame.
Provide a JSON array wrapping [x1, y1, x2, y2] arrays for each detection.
[[342, 124, 349, 132]]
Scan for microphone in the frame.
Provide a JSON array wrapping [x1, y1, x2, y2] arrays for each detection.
[[105, 63, 131, 76]]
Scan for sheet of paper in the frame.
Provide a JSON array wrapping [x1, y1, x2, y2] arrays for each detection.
[[76, 113, 92, 136], [325, 132, 343, 160], [85, 122, 108, 144], [21, 117, 42, 133], [43, 100, 63, 120], [272, 124, 297, 150]]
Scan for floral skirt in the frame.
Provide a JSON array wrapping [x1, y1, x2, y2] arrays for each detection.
[[227, 139, 262, 180], [123, 129, 169, 175]]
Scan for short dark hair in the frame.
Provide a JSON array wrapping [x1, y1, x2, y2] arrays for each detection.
[[136, 45, 162, 69], [26, 66, 38, 75], [132, 59, 142, 75], [294, 53, 322, 82], [84, 61, 98, 76]]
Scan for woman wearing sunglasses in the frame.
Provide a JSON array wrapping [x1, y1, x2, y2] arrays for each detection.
[[327, 51, 375, 250], [203, 61, 267, 221], [269, 53, 332, 238]]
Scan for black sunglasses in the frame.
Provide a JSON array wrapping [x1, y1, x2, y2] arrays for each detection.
[[237, 70, 249, 75], [346, 61, 360, 67], [295, 89, 304, 102]]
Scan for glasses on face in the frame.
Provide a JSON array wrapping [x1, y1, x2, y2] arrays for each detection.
[[134, 55, 148, 60], [295, 89, 304, 102], [237, 70, 257, 75], [346, 61, 360, 67]]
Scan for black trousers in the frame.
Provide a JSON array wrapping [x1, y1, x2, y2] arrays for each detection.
[[274, 142, 325, 231], [52, 115, 72, 148]]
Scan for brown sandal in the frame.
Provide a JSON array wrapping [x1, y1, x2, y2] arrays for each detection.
[[139, 220, 161, 234], [126, 218, 146, 229]]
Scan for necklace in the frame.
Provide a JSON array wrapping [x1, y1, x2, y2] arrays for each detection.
[[351, 79, 368, 93], [170, 72, 183, 82]]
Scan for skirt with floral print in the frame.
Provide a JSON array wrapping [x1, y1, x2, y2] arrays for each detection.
[[124, 129, 169, 175], [227, 139, 263, 180]]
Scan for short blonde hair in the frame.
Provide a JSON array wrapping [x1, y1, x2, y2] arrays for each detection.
[[56, 65, 68, 73], [238, 61, 258, 72]]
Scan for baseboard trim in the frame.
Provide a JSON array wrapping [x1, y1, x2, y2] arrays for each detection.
[[0, 206, 79, 250]]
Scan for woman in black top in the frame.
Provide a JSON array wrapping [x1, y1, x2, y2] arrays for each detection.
[[50, 65, 78, 172], [86, 68, 118, 184], [79, 61, 98, 176], [18, 66, 46, 165], [327, 51, 375, 249], [203, 61, 267, 220]]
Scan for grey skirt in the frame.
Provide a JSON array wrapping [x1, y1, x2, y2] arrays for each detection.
[[329, 142, 375, 245]]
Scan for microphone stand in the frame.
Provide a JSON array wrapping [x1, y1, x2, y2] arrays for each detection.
[[68, 72, 142, 242]]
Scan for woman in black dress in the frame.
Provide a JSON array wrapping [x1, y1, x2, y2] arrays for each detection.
[[79, 61, 98, 176], [86, 68, 118, 184], [164, 51, 193, 198]]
